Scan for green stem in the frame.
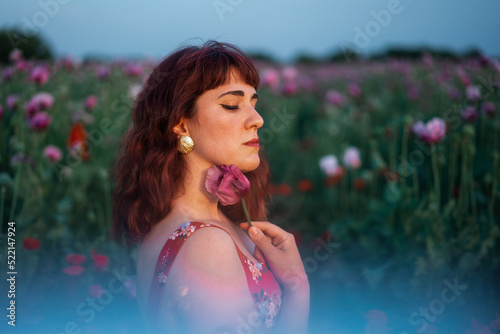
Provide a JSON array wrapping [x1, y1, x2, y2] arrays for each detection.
[[241, 198, 252, 226], [431, 144, 441, 212], [9, 163, 22, 220]]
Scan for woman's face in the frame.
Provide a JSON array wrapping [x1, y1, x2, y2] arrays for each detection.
[[184, 70, 264, 173]]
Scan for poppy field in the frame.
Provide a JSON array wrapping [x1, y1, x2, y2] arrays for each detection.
[[1, 50, 500, 333]]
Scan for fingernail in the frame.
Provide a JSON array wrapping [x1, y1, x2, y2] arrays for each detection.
[[249, 226, 259, 236]]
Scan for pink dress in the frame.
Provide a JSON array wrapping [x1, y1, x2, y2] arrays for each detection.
[[148, 222, 283, 329]]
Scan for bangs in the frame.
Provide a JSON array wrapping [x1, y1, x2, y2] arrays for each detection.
[[181, 41, 260, 94]]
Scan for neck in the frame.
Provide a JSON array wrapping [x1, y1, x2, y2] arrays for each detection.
[[170, 158, 222, 223]]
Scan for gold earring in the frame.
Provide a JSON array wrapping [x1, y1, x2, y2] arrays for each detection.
[[177, 135, 194, 154]]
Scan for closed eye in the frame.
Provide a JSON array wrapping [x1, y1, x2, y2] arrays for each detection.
[[220, 104, 239, 110]]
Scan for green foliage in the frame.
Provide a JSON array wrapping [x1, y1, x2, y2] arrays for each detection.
[[0, 27, 53, 63]]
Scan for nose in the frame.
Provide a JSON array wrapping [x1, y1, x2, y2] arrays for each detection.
[[245, 106, 264, 130]]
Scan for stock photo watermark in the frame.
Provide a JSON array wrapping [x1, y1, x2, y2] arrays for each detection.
[[9, 0, 71, 49], [340, 0, 411, 62], [212, 0, 244, 21]]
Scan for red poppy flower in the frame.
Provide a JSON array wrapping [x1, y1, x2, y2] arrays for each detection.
[[23, 237, 41, 250], [353, 177, 366, 191], [92, 252, 109, 270], [297, 179, 313, 192], [268, 183, 292, 196], [66, 254, 87, 266], [67, 122, 90, 161]]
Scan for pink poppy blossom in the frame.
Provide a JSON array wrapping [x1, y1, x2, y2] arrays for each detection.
[[283, 82, 298, 95], [16, 60, 29, 72], [29, 112, 51, 130], [9, 49, 23, 62], [282, 66, 298, 82], [348, 83, 362, 97], [413, 118, 446, 144], [63, 266, 85, 276], [92, 252, 109, 270], [124, 63, 143, 77], [84, 95, 98, 111], [66, 254, 87, 266], [2, 67, 14, 80], [0, 105, 3, 120], [95, 65, 110, 79], [261, 68, 280, 88], [466, 85, 481, 101], [461, 106, 478, 122], [481, 101, 496, 118], [319, 155, 340, 176], [343, 147, 361, 169], [26, 100, 40, 119], [325, 90, 345, 107], [88, 284, 105, 298], [29, 66, 50, 85], [7, 95, 20, 110], [43, 145, 63, 163], [205, 165, 250, 206], [31, 92, 54, 111]]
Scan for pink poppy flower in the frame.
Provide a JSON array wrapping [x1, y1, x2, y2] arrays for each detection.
[[282, 66, 298, 82], [92, 252, 109, 270], [319, 155, 340, 176], [88, 284, 105, 298], [348, 83, 362, 97], [7, 95, 19, 110], [95, 65, 110, 79], [84, 95, 98, 111], [43, 145, 63, 163], [9, 49, 23, 62], [63, 266, 85, 276], [31, 92, 54, 111], [461, 106, 478, 122], [283, 82, 298, 95], [66, 254, 87, 266], [29, 112, 51, 131], [343, 147, 361, 169], [124, 63, 143, 77], [0, 105, 3, 120], [205, 165, 250, 206], [466, 85, 481, 101], [29, 66, 50, 85], [412, 118, 446, 144], [2, 67, 14, 80], [482, 101, 496, 118], [261, 68, 280, 88], [325, 90, 345, 107]]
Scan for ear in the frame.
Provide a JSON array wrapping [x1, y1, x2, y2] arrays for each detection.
[[173, 118, 190, 137]]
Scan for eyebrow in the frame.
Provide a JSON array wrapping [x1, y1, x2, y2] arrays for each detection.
[[217, 90, 258, 100]]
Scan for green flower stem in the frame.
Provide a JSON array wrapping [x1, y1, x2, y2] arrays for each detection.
[[431, 144, 440, 211], [9, 163, 22, 221], [241, 198, 252, 227]]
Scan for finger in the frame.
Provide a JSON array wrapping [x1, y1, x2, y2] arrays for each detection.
[[240, 221, 286, 239], [253, 246, 266, 264], [247, 226, 277, 256]]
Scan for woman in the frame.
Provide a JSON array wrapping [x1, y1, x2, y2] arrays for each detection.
[[112, 41, 310, 333]]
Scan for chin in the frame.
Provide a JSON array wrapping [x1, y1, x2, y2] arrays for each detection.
[[238, 156, 260, 173]]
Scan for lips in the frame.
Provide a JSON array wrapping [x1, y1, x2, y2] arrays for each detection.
[[243, 138, 259, 147]]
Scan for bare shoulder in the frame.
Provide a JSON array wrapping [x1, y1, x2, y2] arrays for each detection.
[[173, 225, 243, 277]]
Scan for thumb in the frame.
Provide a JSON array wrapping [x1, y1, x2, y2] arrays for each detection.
[[248, 226, 271, 251]]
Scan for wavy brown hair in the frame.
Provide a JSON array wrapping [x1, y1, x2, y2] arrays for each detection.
[[112, 41, 269, 245]]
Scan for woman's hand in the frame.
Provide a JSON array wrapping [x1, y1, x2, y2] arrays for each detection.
[[240, 221, 309, 293]]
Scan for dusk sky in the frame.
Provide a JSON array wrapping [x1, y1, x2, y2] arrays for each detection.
[[1, 0, 499, 61]]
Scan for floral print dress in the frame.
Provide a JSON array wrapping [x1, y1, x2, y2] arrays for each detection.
[[148, 222, 282, 330]]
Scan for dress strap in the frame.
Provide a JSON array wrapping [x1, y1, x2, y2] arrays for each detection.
[[147, 222, 245, 321]]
